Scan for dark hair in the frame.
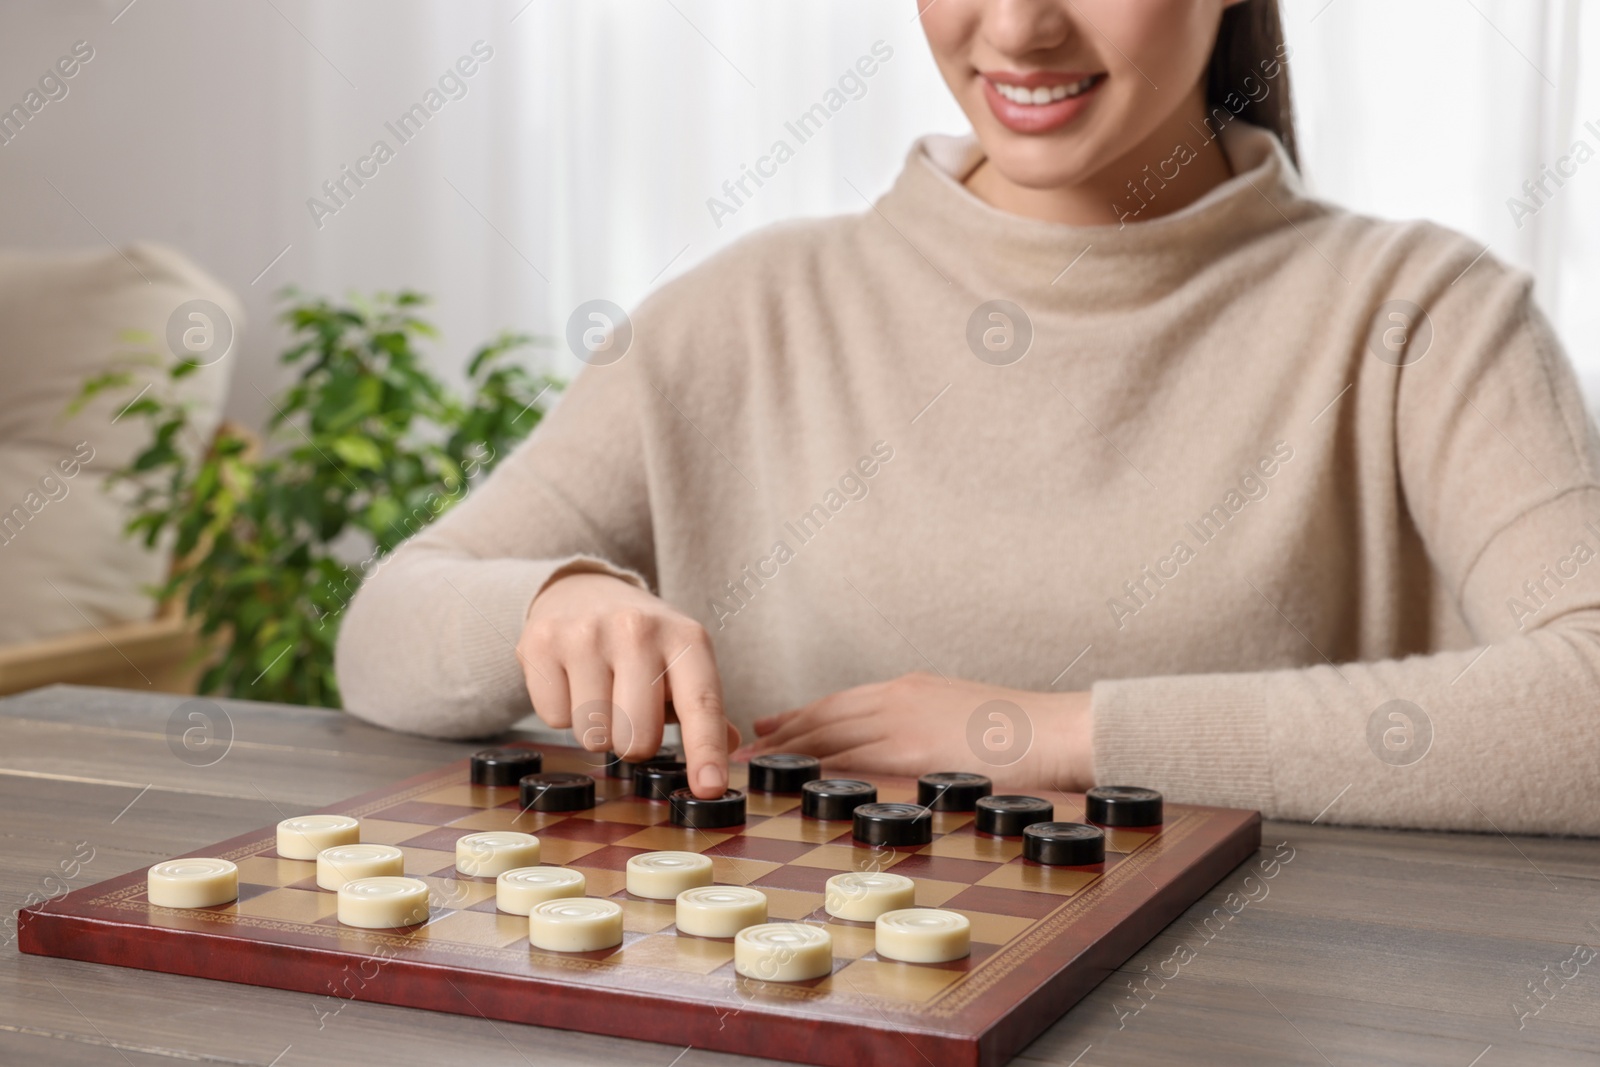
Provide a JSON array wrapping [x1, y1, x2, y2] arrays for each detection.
[[1206, 0, 1298, 168]]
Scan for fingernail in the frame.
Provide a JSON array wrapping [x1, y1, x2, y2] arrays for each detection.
[[698, 764, 727, 795], [730, 746, 751, 761]]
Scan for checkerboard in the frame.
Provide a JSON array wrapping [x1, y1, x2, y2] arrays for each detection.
[[18, 745, 1260, 1067]]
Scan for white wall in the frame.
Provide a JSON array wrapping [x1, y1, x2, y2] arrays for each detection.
[[1, 0, 1594, 425], [0, 0, 970, 428], [1, 0, 310, 426]]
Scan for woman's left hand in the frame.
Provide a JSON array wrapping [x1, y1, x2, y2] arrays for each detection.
[[735, 672, 1095, 792]]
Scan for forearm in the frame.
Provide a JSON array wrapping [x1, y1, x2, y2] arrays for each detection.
[[336, 546, 647, 738], [1092, 619, 1600, 833]]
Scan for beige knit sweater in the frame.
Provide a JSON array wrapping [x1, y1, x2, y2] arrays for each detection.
[[336, 123, 1600, 836]]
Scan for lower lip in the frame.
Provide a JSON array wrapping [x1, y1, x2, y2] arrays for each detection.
[[980, 76, 1103, 135]]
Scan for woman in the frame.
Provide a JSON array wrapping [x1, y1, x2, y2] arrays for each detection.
[[337, 0, 1600, 835]]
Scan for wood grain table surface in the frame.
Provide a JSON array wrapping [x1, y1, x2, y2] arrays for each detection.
[[3, 685, 1597, 1066]]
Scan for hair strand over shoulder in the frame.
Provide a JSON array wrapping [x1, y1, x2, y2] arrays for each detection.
[[1206, 0, 1299, 169]]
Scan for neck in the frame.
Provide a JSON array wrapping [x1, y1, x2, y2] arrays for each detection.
[[964, 90, 1235, 227]]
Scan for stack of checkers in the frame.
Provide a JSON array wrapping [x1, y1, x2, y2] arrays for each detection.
[[143, 747, 1163, 982]]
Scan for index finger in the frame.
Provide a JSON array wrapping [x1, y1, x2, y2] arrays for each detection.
[[665, 639, 730, 797]]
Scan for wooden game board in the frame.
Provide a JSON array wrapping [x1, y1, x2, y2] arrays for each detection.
[[18, 745, 1260, 1067]]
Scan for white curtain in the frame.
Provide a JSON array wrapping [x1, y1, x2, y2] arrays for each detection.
[[294, 1, 969, 396], [1286, 0, 1598, 397]]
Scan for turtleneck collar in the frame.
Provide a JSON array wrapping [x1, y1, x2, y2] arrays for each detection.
[[874, 121, 1318, 311]]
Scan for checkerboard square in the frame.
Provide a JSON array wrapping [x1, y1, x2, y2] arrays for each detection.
[[397, 827, 474, 853], [819, 921, 877, 960], [418, 875, 498, 910], [415, 909, 529, 948], [540, 819, 649, 845], [234, 855, 316, 886], [618, 899, 678, 933], [610, 933, 734, 974], [911, 878, 967, 908], [346, 818, 430, 846], [704, 836, 817, 864], [233, 887, 338, 923], [742, 895, 812, 927], [959, 910, 1034, 946], [615, 826, 733, 853], [888, 854, 1005, 885], [825, 958, 962, 1003], [591, 781, 637, 805], [378, 801, 481, 825], [1105, 827, 1160, 854], [579, 845, 652, 871], [538, 838, 606, 866], [751, 865, 841, 895], [397, 847, 457, 876], [236, 882, 277, 900], [416, 784, 514, 807], [790, 844, 908, 874], [921, 834, 1023, 863], [709, 857, 784, 886], [930, 812, 975, 835], [1048, 801, 1084, 819], [580, 868, 628, 898], [449, 808, 569, 834], [743, 793, 800, 817], [978, 862, 1099, 896], [942, 885, 1064, 920], [743, 816, 850, 845], [755, 887, 824, 921], [588, 798, 668, 825]]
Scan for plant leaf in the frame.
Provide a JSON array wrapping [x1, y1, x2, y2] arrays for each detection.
[[330, 436, 383, 470]]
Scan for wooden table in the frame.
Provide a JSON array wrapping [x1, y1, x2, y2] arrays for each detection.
[[4, 686, 1598, 1066]]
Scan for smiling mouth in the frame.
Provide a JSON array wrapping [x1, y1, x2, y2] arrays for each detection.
[[978, 71, 1107, 134], [986, 73, 1105, 105]]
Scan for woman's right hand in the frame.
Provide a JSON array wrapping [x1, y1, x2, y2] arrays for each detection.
[[517, 572, 735, 797]]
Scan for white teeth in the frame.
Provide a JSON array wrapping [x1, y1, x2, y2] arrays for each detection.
[[993, 75, 1098, 105]]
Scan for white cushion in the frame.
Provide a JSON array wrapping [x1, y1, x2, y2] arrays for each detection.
[[0, 242, 239, 643]]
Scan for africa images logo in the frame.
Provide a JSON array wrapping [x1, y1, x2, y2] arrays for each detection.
[[1365, 699, 1432, 767]]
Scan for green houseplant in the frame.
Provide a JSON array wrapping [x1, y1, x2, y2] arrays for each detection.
[[76, 290, 561, 707]]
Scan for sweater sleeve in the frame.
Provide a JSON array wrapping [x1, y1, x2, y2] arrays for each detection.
[[1091, 262, 1600, 835], [334, 350, 656, 739]]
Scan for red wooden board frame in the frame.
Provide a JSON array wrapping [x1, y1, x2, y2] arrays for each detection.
[[19, 746, 1260, 1066]]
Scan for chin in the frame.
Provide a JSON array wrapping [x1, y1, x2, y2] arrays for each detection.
[[974, 131, 1106, 191], [963, 83, 1125, 192]]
